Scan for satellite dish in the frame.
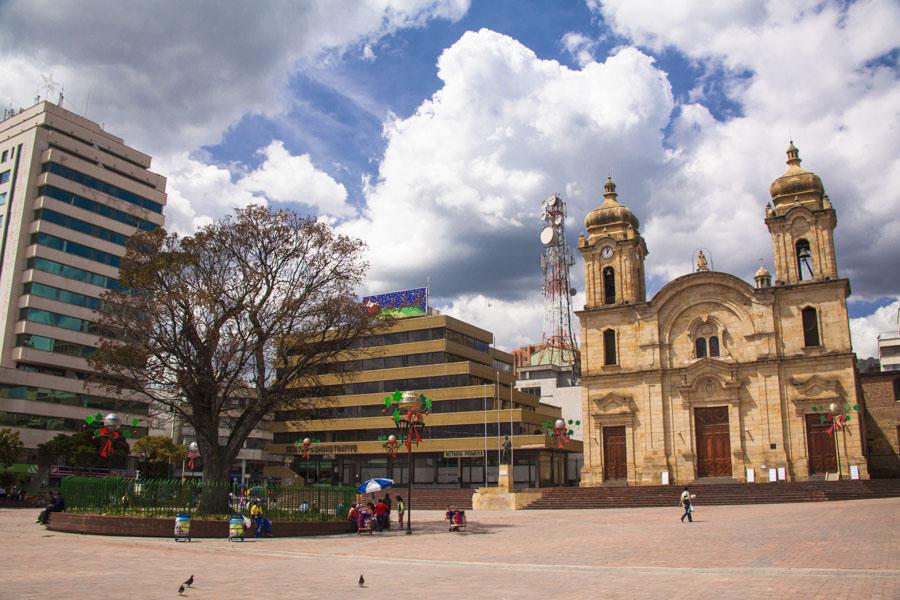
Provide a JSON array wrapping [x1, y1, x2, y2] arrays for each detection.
[[540, 226, 558, 246], [547, 194, 559, 206], [553, 214, 563, 226]]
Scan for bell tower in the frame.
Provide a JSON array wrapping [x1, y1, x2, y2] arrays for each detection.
[[579, 176, 647, 308], [765, 142, 838, 285]]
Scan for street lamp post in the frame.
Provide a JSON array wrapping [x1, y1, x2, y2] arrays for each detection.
[[394, 391, 427, 535], [829, 403, 842, 480]]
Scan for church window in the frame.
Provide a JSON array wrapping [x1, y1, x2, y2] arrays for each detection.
[[603, 329, 617, 366], [709, 336, 720, 357], [796, 239, 813, 280], [802, 306, 820, 347], [602, 267, 615, 305], [695, 337, 707, 358]]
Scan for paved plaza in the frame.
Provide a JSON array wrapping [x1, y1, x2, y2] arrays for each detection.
[[2, 498, 898, 599]]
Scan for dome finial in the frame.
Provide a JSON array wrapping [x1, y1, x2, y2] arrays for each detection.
[[786, 140, 800, 166], [604, 175, 617, 198]]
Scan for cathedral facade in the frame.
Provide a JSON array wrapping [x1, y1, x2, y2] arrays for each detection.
[[577, 144, 868, 486]]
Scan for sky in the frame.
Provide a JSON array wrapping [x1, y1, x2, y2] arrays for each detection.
[[1, 0, 898, 357]]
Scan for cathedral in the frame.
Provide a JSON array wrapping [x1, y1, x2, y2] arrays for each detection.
[[577, 143, 868, 486]]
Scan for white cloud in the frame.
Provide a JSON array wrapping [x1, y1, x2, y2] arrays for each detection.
[[590, 0, 900, 298], [435, 294, 544, 351], [240, 141, 351, 217], [850, 298, 900, 359], [159, 141, 350, 235], [341, 29, 674, 305], [561, 32, 599, 67], [0, 0, 470, 156]]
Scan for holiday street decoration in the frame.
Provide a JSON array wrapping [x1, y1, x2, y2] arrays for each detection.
[[295, 437, 320, 459], [812, 403, 860, 436], [84, 412, 141, 457], [186, 442, 201, 471], [543, 418, 581, 449], [385, 390, 431, 449], [377, 434, 401, 458]]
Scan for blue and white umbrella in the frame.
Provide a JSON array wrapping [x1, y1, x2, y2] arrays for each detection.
[[358, 478, 394, 494]]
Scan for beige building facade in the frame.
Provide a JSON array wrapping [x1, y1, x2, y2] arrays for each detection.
[[0, 101, 166, 456], [577, 144, 868, 486]]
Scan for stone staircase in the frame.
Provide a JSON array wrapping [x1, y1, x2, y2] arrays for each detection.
[[525, 479, 900, 510]]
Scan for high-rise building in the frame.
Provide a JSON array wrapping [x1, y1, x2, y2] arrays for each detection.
[[269, 312, 582, 488], [0, 101, 166, 466]]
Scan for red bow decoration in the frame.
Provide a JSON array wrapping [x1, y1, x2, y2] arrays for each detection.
[[825, 413, 847, 436], [384, 438, 399, 458], [403, 408, 424, 449], [98, 427, 120, 457], [301, 439, 313, 459], [551, 425, 570, 449], [187, 449, 200, 470]]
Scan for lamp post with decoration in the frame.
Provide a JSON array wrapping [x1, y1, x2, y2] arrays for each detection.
[[386, 390, 430, 535]]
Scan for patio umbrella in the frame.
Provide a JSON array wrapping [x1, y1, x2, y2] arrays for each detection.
[[358, 478, 394, 494]]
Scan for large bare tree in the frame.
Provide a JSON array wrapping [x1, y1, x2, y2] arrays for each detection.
[[89, 205, 382, 484]]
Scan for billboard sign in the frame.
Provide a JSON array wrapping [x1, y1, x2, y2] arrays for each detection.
[[362, 287, 427, 318]]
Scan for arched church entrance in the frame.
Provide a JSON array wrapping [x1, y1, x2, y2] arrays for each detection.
[[695, 406, 732, 477]]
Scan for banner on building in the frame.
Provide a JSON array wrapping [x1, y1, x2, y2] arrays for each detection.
[[362, 288, 427, 318], [443, 450, 485, 458]]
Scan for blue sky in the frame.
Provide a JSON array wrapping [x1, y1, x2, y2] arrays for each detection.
[[1, 0, 898, 355]]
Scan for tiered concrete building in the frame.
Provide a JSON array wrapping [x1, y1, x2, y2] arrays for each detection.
[[0, 102, 164, 462], [577, 143, 867, 486], [269, 313, 582, 488]]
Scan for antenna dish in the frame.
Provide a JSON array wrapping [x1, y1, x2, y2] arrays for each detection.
[[553, 214, 563, 226], [540, 226, 558, 246], [547, 194, 559, 206]]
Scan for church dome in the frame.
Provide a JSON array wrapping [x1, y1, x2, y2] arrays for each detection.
[[585, 176, 640, 234], [754, 265, 771, 279], [768, 141, 824, 207]]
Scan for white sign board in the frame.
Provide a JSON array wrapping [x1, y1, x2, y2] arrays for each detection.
[[850, 465, 860, 480], [746, 468, 755, 483], [768, 468, 777, 482], [661, 471, 669, 485], [777, 467, 786, 481]]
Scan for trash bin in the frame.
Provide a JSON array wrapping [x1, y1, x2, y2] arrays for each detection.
[[174, 513, 191, 542], [228, 515, 244, 542]]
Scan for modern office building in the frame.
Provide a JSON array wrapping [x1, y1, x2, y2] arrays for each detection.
[[268, 312, 583, 488], [877, 309, 900, 372], [0, 101, 165, 462]]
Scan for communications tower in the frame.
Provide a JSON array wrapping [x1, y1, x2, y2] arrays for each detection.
[[537, 194, 580, 378]]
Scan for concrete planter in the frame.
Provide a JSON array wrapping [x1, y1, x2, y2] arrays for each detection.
[[47, 512, 352, 538]]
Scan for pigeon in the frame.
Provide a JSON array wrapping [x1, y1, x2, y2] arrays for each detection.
[[358, 574, 365, 587], [184, 575, 194, 588], [178, 584, 185, 595]]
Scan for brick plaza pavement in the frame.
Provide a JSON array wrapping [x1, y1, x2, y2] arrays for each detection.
[[1, 497, 897, 599]]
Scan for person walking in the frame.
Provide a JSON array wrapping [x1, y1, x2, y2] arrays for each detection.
[[679, 486, 693, 523], [396, 495, 405, 528]]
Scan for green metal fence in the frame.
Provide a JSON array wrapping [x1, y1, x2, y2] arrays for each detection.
[[60, 477, 356, 521]]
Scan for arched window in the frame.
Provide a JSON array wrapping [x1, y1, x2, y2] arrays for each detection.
[[695, 337, 707, 358], [709, 336, 720, 357], [603, 329, 617, 366], [796, 239, 813, 280], [802, 306, 820, 347], [602, 267, 616, 305]]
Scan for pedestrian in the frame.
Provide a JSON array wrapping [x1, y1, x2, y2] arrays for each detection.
[[374, 497, 388, 532], [347, 502, 359, 533], [383, 493, 392, 529], [396, 495, 405, 528], [36, 492, 64, 525], [679, 486, 693, 523]]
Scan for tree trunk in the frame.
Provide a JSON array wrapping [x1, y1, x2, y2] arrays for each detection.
[[198, 445, 236, 515]]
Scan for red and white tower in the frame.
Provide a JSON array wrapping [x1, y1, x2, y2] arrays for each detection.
[[537, 194, 580, 377]]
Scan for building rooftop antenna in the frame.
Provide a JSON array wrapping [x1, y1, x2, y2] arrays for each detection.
[[40, 73, 61, 106]]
